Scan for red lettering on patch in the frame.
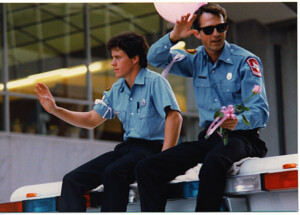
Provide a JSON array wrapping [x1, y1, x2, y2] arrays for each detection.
[[247, 58, 261, 77]]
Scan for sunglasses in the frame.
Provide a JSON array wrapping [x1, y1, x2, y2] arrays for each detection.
[[199, 23, 228, 35]]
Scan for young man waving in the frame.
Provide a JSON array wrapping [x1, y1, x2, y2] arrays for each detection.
[[35, 31, 182, 212]]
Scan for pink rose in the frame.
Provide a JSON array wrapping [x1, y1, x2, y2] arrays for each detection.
[[252, 85, 261, 95]]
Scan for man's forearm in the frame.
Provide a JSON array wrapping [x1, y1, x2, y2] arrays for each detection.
[[162, 110, 183, 151], [53, 107, 106, 129]]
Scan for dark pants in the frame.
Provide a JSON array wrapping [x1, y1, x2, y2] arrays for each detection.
[[59, 138, 162, 212], [136, 129, 267, 212]]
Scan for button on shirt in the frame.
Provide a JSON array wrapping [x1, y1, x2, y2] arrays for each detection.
[[147, 33, 269, 130], [93, 68, 180, 141]]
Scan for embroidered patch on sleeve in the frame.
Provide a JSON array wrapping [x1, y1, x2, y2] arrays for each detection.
[[185, 49, 197, 55], [246, 58, 262, 77]]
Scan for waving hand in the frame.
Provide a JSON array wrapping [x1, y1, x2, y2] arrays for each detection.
[[169, 13, 199, 42], [34, 83, 57, 114]]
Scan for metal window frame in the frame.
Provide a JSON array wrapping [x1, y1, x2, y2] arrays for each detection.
[[2, 4, 10, 133]]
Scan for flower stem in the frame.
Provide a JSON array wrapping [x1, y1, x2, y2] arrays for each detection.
[[239, 93, 254, 106]]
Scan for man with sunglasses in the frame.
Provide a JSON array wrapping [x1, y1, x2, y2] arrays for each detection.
[[136, 3, 269, 212]]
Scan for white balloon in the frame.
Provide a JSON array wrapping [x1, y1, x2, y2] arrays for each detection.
[[154, 2, 207, 24]]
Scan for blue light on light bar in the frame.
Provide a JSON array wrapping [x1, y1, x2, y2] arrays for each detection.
[[182, 181, 199, 197], [23, 197, 56, 212]]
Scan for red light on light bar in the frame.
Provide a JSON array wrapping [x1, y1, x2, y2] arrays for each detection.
[[84, 194, 91, 208], [264, 170, 298, 191], [26, 193, 38, 198], [0, 201, 23, 212], [283, 163, 297, 169]]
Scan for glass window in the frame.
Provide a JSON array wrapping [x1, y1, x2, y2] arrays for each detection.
[[0, 96, 3, 131], [6, 3, 87, 100], [0, 3, 3, 84], [89, 3, 159, 48], [43, 101, 90, 139], [0, 4, 4, 131], [9, 96, 91, 138], [10, 96, 36, 134], [0, 4, 2, 84]]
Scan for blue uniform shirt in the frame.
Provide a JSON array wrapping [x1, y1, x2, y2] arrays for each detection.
[[93, 67, 180, 141], [147, 33, 269, 130]]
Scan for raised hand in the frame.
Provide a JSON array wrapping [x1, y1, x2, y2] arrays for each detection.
[[34, 83, 57, 114], [169, 13, 199, 42]]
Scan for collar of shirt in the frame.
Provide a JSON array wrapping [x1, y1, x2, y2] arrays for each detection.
[[202, 41, 234, 66], [218, 41, 234, 65], [119, 67, 147, 94]]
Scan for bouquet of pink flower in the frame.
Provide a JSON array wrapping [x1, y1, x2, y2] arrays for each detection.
[[205, 85, 261, 145]]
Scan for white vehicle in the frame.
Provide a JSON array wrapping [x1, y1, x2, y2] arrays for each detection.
[[0, 154, 297, 212], [165, 153, 298, 212]]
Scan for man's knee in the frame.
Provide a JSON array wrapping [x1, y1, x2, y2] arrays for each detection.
[[201, 152, 231, 175], [135, 158, 152, 180], [62, 171, 76, 185], [103, 164, 129, 183], [206, 152, 225, 163]]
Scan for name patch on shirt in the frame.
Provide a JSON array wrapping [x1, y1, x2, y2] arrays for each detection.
[[247, 58, 262, 77]]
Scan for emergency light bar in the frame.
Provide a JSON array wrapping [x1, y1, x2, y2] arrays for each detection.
[[1, 154, 297, 212], [0, 194, 95, 212]]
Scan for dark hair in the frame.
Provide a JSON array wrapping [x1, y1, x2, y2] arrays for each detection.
[[107, 31, 149, 68], [192, 3, 227, 31]]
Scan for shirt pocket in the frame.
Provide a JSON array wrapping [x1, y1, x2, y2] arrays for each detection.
[[220, 81, 241, 104], [194, 78, 211, 88], [138, 105, 155, 119], [194, 78, 212, 108]]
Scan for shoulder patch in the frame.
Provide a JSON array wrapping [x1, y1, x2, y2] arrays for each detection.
[[246, 58, 261, 77], [185, 49, 197, 55]]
